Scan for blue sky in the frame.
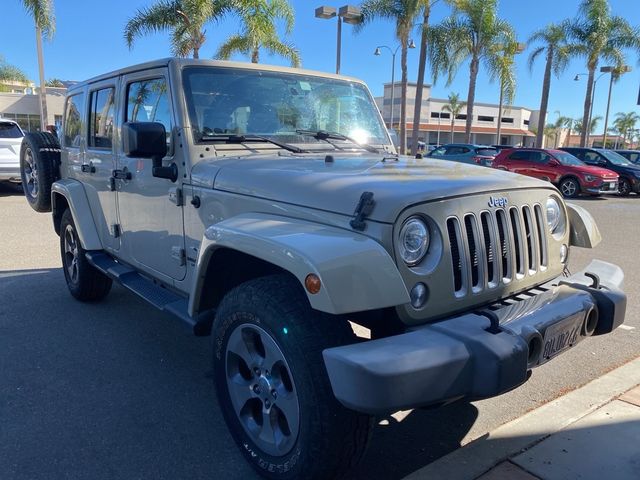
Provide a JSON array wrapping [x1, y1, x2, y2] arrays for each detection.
[[1, 0, 639, 127]]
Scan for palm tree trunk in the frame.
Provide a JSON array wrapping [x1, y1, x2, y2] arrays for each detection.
[[465, 55, 479, 143], [536, 48, 553, 148], [496, 80, 504, 145], [410, 6, 431, 156], [399, 40, 408, 154], [35, 26, 48, 131], [580, 66, 596, 147], [450, 118, 454, 139], [193, 46, 199, 59], [252, 48, 259, 64]]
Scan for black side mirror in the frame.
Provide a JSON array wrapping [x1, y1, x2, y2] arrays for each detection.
[[122, 122, 177, 182]]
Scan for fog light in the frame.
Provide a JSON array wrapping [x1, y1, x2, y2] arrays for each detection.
[[560, 244, 568, 263], [410, 283, 428, 309]]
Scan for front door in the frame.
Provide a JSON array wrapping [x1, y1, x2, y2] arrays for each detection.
[[115, 69, 186, 281]]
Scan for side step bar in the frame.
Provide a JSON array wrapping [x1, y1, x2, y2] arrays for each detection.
[[85, 252, 213, 335]]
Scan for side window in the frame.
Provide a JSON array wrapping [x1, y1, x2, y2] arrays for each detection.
[[63, 93, 85, 148], [445, 146, 464, 155], [509, 150, 530, 161], [89, 88, 115, 149], [126, 78, 172, 144], [530, 152, 550, 164], [431, 147, 446, 156], [568, 150, 583, 160], [583, 151, 600, 163]]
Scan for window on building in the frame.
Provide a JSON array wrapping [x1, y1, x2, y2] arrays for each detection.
[[524, 119, 530, 126], [455, 114, 467, 120], [430, 112, 450, 119], [54, 115, 63, 130], [478, 115, 494, 122], [3, 113, 41, 132], [89, 87, 115, 149], [430, 112, 439, 118], [64, 93, 85, 148], [501, 117, 514, 124], [126, 77, 172, 146]]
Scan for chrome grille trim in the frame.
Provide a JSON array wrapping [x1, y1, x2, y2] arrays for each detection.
[[446, 203, 548, 297]]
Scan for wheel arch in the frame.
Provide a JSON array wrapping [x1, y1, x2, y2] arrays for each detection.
[[188, 213, 410, 317], [51, 179, 102, 250]]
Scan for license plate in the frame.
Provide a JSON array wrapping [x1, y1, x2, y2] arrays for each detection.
[[609, 182, 616, 189], [541, 316, 582, 363]]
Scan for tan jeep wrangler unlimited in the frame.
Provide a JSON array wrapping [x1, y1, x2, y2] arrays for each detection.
[[20, 58, 626, 480]]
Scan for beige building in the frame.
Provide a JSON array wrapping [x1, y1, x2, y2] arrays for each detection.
[[375, 81, 536, 148], [0, 82, 67, 132]]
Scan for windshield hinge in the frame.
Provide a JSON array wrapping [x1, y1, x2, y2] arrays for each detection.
[[169, 187, 184, 206], [350, 191, 375, 231]]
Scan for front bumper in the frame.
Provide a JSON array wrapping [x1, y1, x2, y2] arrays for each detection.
[[323, 260, 626, 414], [584, 180, 618, 195]]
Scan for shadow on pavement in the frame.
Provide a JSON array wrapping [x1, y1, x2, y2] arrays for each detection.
[[1, 268, 479, 480], [0, 182, 23, 197]]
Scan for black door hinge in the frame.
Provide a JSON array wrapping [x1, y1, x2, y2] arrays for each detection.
[[110, 224, 121, 238], [81, 163, 96, 173], [112, 168, 132, 180], [169, 187, 183, 206], [350, 191, 375, 231]]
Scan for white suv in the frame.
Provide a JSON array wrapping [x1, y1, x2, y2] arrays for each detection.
[[0, 118, 24, 182]]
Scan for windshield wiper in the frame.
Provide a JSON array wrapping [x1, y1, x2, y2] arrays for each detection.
[[200, 134, 304, 154], [295, 129, 380, 153]]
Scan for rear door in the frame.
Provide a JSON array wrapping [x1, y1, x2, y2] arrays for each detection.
[[505, 150, 531, 175], [115, 68, 186, 281], [527, 151, 554, 181], [0, 121, 23, 177], [83, 83, 120, 251]]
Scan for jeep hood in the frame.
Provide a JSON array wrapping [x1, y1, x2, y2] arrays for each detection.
[[191, 154, 552, 223]]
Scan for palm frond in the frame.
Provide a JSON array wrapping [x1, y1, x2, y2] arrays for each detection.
[[124, 0, 181, 48], [216, 34, 253, 60], [21, 0, 55, 38], [264, 38, 301, 67]]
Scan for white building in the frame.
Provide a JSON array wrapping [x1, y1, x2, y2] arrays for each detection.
[[0, 82, 69, 132], [375, 81, 536, 148]]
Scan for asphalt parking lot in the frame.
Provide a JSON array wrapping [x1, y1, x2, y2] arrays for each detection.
[[1, 183, 638, 480]]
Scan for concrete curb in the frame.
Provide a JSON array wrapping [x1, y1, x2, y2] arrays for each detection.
[[403, 356, 640, 480]]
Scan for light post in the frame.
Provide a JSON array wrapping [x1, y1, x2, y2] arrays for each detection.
[[315, 5, 361, 75], [374, 40, 416, 131], [575, 72, 606, 146], [601, 65, 631, 147]]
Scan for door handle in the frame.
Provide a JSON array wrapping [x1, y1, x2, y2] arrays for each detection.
[[81, 163, 96, 173]]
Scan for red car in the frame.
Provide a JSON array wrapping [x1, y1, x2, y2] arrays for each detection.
[[492, 148, 619, 198]]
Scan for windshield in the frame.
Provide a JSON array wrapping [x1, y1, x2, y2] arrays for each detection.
[[600, 150, 632, 166], [182, 67, 389, 147], [0, 122, 23, 138], [554, 151, 584, 166]]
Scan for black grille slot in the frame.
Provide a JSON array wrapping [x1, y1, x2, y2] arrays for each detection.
[[534, 204, 548, 268], [523, 206, 536, 272], [464, 215, 480, 288], [447, 218, 464, 293], [480, 212, 495, 284], [510, 208, 524, 276], [496, 209, 511, 280]]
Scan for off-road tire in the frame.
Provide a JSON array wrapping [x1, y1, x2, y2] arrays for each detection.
[[212, 274, 373, 480], [618, 178, 631, 197], [559, 177, 580, 198], [60, 209, 112, 302], [19, 132, 60, 212]]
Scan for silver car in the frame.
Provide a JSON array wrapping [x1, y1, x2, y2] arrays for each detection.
[[428, 143, 498, 167], [0, 118, 24, 183]]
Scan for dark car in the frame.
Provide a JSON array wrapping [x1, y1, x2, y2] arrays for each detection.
[[493, 148, 618, 198], [427, 143, 498, 166], [560, 147, 640, 196], [615, 150, 640, 164]]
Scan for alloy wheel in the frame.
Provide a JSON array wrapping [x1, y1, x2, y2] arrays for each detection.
[[225, 323, 300, 457], [23, 147, 38, 199], [561, 180, 577, 197], [63, 224, 80, 284]]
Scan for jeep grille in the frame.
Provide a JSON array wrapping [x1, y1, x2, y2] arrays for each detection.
[[446, 204, 548, 297]]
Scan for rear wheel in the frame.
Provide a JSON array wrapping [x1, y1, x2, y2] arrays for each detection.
[[618, 178, 631, 196], [212, 274, 373, 479], [60, 209, 112, 302], [560, 178, 580, 198]]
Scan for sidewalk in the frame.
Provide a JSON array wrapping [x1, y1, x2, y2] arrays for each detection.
[[404, 357, 640, 480]]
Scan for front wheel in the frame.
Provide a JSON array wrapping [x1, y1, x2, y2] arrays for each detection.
[[619, 178, 631, 196], [212, 274, 373, 479], [560, 178, 580, 198]]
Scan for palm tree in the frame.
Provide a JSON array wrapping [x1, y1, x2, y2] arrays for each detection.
[[410, 1, 437, 156], [613, 111, 640, 147], [428, 0, 516, 142], [546, 115, 571, 148], [566, 0, 640, 147], [216, 0, 300, 66], [528, 22, 571, 148], [0, 57, 30, 84], [124, 0, 230, 58], [45, 78, 64, 87], [491, 39, 521, 145], [441, 92, 465, 142], [574, 115, 603, 143], [358, 0, 428, 154], [20, 0, 55, 130]]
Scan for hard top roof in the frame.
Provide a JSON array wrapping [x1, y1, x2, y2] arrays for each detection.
[[67, 58, 366, 94]]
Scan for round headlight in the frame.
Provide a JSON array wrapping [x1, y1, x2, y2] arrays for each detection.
[[399, 218, 430, 266], [546, 197, 565, 234]]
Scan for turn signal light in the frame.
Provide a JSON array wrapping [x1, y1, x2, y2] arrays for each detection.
[[305, 274, 322, 294]]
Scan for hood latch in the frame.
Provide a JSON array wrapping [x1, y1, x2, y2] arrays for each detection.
[[350, 192, 375, 231]]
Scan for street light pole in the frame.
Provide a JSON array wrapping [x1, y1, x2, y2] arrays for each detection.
[[575, 72, 605, 146], [315, 5, 361, 75], [374, 45, 400, 129], [602, 65, 631, 148]]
